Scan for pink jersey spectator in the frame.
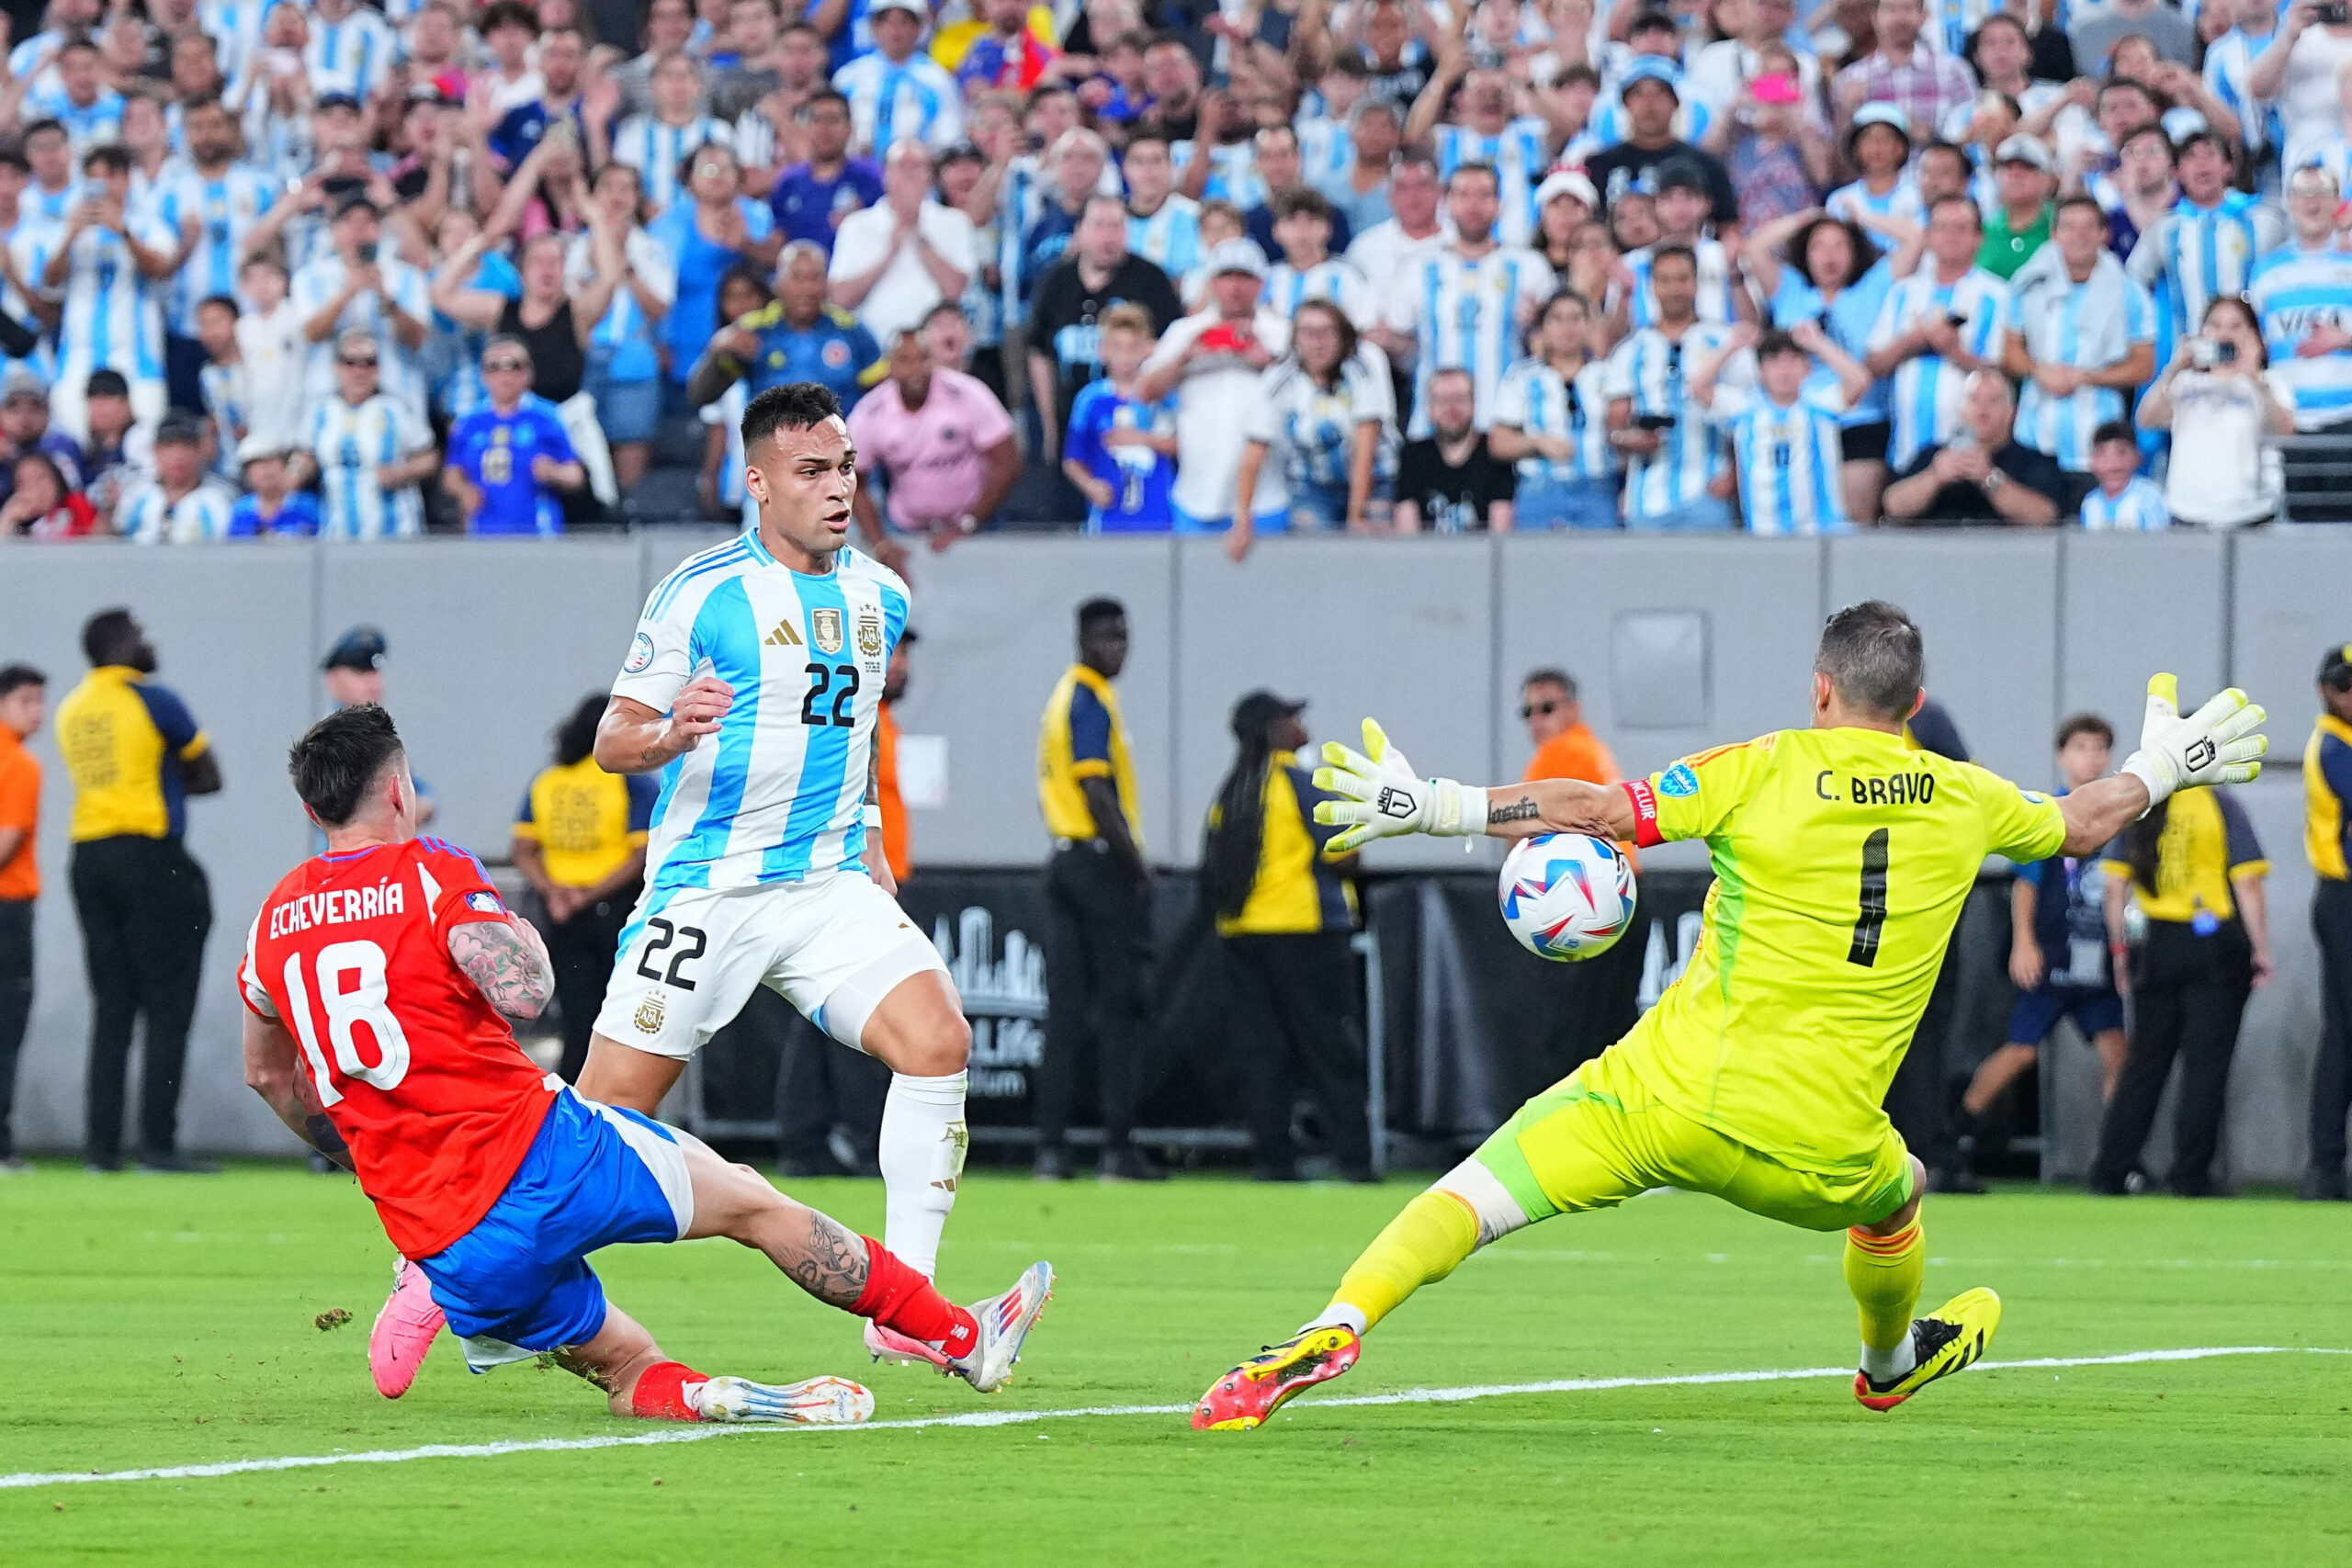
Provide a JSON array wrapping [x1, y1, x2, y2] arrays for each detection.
[[845, 367, 1014, 533]]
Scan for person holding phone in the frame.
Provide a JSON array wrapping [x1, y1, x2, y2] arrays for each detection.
[[2249, 0, 2352, 174], [2135, 295, 2297, 528]]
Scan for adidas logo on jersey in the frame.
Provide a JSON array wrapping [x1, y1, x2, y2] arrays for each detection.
[[764, 620, 803, 648]]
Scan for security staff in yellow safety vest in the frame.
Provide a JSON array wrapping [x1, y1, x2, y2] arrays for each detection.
[[2301, 644, 2352, 1201]]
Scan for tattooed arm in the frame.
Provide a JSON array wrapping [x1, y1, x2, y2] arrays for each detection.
[[862, 737, 898, 896], [1476, 778, 1640, 844], [593, 679, 734, 775], [242, 1009, 356, 1172], [447, 915, 557, 1021]]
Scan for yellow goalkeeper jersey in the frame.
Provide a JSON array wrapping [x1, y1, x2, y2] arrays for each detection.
[[1614, 725, 2067, 1174]]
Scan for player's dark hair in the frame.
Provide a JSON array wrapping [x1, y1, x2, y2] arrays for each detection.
[[290, 704, 408, 829], [1524, 667, 1578, 701], [2090, 419, 2135, 448], [2056, 712, 2115, 750], [741, 381, 843, 454], [81, 607, 141, 668], [1815, 600, 1925, 722], [1077, 597, 1125, 631], [0, 663, 44, 699], [554, 693, 605, 768]]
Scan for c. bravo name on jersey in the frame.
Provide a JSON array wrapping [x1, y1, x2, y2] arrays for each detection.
[[268, 879, 407, 938], [1816, 769, 1938, 806]]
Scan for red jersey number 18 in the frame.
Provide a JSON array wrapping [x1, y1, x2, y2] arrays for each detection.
[[283, 941, 413, 1108]]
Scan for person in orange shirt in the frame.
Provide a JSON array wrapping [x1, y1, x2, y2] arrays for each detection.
[[1519, 666, 1642, 1077], [876, 627, 916, 884], [0, 663, 45, 1174]]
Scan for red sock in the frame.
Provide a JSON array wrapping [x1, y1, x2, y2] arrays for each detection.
[[629, 1359, 708, 1421], [851, 1236, 978, 1358]]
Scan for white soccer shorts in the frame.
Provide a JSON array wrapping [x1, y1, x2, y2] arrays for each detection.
[[593, 870, 950, 1060]]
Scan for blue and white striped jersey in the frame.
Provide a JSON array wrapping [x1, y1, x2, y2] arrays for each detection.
[[1724, 395, 1849, 536], [568, 227, 674, 385], [1866, 262, 2011, 469], [303, 7, 396, 101], [1295, 118, 1356, 190], [2079, 475, 2170, 530], [308, 393, 430, 540], [1128, 196, 1204, 283], [1263, 255, 1378, 325], [2008, 248, 2156, 470], [1604, 322, 1736, 518], [1433, 118, 1556, 248], [2127, 191, 2284, 335], [2206, 28, 2283, 164], [1825, 177, 1925, 229], [157, 163, 278, 336], [615, 115, 735, 215], [615, 534, 911, 891], [1243, 352, 1399, 493], [1169, 139, 1267, 210], [1383, 243, 1555, 435], [121, 478, 242, 544], [27, 87, 125, 151], [12, 215, 175, 384], [291, 252, 435, 419], [831, 53, 964, 155], [1615, 239, 1740, 331], [2248, 241, 2352, 430], [199, 360, 246, 477], [198, 0, 267, 86], [1488, 355, 1613, 485]]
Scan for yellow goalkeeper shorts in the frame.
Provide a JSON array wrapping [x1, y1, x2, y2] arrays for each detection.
[[1471, 1046, 1916, 1234]]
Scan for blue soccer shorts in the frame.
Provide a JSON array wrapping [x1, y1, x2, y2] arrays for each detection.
[[415, 1089, 695, 1371], [2005, 985, 2125, 1049]]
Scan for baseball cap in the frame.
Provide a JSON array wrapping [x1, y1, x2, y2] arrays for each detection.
[[1845, 102, 1911, 149], [1535, 168, 1599, 211], [235, 433, 288, 466], [1996, 134, 2056, 174], [868, 0, 926, 16], [1229, 689, 1306, 740], [1619, 58, 1681, 99], [2321, 643, 2352, 690], [0, 364, 44, 404], [323, 626, 389, 674], [1206, 237, 1268, 278]]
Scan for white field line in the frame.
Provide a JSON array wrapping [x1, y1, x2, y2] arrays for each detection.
[[2, 1345, 2342, 1494]]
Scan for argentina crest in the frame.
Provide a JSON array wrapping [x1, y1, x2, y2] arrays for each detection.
[[856, 612, 883, 659], [811, 607, 844, 655]]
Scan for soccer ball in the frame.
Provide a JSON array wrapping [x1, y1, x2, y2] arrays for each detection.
[[1498, 833, 1637, 962]]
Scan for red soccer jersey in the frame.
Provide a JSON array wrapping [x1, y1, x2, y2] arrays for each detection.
[[239, 837, 559, 1258]]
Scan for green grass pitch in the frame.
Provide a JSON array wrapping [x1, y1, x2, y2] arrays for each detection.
[[4, 1166, 2350, 1566]]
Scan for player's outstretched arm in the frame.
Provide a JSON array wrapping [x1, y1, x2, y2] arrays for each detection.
[[448, 915, 557, 1021], [1311, 718, 1639, 853], [241, 1010, 355, 1172], [594, 680, 733, 774], [2054, 675, 2268, 856]]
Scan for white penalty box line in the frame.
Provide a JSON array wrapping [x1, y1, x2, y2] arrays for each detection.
[[6, 1346, 2345, 1494]]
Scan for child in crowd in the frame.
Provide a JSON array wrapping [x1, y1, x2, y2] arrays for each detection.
[[195, 296, 247, 482], [2078, 420, 2171, 529], [235, 254, 309, 455], [1061, 302, 1177, 533], [229, 440, 322, 536], [1719, 328, 1851, 536]]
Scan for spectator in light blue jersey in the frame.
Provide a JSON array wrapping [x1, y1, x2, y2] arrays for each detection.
[[2250, 163, 2352, 433], [2078, 421, 2171, 529], [2127, 130, 2285, 341], [1489, 289, 1619, 529], [1716, 328, 1854, 536], [2003, 196, 2158, 474], [1604, 243, 1743, 530], [120, 416, 241, 545]]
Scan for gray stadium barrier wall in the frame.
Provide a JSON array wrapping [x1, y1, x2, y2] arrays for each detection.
[[0, 528, 2344, 1179]]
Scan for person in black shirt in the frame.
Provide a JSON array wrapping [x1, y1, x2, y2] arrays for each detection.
[[1584, 57, 1739, 226], [1881, 370, 2064, 524], [1026, 192, 1183, 466], [1395, 367, 1512, 532]]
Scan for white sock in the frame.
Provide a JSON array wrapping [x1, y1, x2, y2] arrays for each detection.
[[1860, 1334, 1917, 1383], [878, 1070, 967, 1280], [1301, 1303, 1370, 1337]]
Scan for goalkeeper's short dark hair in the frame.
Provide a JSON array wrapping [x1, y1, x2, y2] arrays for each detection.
[[741, 382, 844, 455], [290, 704, 408, 829], [1815, 600, 1925, 722]]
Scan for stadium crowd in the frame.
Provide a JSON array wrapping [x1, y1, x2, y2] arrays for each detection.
[[0, 0, 2344, 546]]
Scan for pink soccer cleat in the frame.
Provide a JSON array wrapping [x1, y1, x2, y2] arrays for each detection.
[[368, 1257, 445, 1398], [865, 1319, 956, 1371]]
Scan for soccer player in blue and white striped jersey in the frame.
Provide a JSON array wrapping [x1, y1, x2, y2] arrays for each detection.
[[2079, 422, 2171, 529], [831, 0, 964, 156], [2249, 164, 2352, 432], [1489, 290, 1619, 528], [615, 52, 736, 216], [582, 382, 1004, 1357], [1720, 331, 1851, 536], [2127, 131, 2284, 341], [2005, 197, 2158, 473], [1604, 245, 1742, 529], [1376, 163, 1555, 437], [1865, 195, 2012, 470]]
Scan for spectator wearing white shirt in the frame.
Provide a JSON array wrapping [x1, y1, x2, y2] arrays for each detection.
[[120, 416, 240, 544], [232, 252, 305, 453], [1490, 288, 1618, 529], [2251, 2, 2352, 177], [17, 119, 83, 235], [295, 326, 439, 540], [569, 162, 675, 492], [1136, 239, 1293, 536], [2078, 421, 2171, 529], [1826, 105, 1925, 230], [831, 0, 965, 156], [1232, 299, 1398, 555], [828, 139, 976, 349], [2003, 197, 2158, 474], [1263, 188, 1379, 326], [1611, 160, 1747, 333], [614, 52, 736, 217], [2136, 294, 2297, 529], [21, 145, 178, 442], [1374, 162, 1554, 436], [1864, 194, 2011, 470], [2250, 164, 2352, 433], [197, 0, 266, 87], [290, 195, 434, 423], [1345, 152, 1448, 315], [1687, 0, 1827, 116]]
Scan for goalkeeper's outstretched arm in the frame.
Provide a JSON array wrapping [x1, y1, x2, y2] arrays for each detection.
[[1310, 719, 1637, 854], [1476, 778, 1639, 843]]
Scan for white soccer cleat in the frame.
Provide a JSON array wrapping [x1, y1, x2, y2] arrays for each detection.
[[949, 1260, 1054, 1394], [687, 1373, 876, 1425], [865, 1318, 955, 1370]]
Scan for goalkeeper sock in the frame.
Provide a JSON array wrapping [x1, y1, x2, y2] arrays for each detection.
[[1846, 1219, 1926, 1382], [878, 1070, 967, 1280], [852, 1235, 978, 1359], [1315, 1189, 1482, 1336], [629, 1359, 710, 1421]]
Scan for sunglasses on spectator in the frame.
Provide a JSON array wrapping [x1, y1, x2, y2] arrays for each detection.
[[338, 355, 378, 367], [483, 356, 529, 372], [1521, 700, 1561, 720]]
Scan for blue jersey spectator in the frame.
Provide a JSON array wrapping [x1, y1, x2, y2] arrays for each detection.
[[649, 144, 778, 387], [766, 92, 882, 256], [444, 344, 582, 536], [1062, 348, 1177, 534]]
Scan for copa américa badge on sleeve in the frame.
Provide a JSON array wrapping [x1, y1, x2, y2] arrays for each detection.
[[625, 630, 654, 673]]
